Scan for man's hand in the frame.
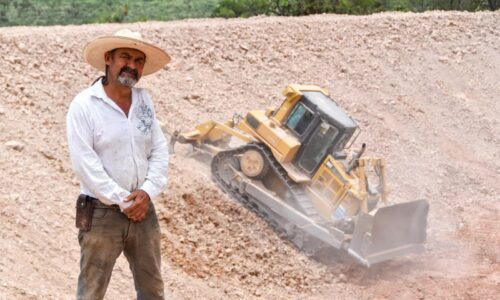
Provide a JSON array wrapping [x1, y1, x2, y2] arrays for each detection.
[[124, 189, 150, 222]]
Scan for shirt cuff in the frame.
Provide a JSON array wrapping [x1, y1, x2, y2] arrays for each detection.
[[119, 198, 134, 212], [140, 180, 158, 200], [114, 188, 133, 211]]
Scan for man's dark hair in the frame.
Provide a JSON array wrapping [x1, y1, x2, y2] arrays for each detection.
[[91, 49, 117, 86]]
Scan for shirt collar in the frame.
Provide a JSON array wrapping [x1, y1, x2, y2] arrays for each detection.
[[89, 78, 138, 116], [89, 78, 109, 101]]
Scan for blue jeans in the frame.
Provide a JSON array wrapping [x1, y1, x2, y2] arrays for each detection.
[[77, 203, 164, 300]]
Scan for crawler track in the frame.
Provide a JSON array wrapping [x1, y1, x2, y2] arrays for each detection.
[[211, 143, 327, 253]]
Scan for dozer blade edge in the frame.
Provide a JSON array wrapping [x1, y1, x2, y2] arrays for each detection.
[[241, 174, 429, 267], [348, 199, 429, 266]]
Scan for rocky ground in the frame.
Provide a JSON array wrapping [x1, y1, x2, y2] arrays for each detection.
[[0, 11, 499, 299]]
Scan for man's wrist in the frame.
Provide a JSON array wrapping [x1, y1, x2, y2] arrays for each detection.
[[139, 181, 156, 200], [139, 189, 151, 201]]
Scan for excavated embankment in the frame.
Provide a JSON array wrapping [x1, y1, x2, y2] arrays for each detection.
[[0, 11, 498, 299]]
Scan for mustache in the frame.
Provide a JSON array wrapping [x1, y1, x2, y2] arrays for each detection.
[[119, 66, 138, 79]]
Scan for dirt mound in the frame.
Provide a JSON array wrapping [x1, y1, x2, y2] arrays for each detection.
[[0, 11, 499, 299]]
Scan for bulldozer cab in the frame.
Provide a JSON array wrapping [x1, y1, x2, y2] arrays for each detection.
[[283, 91, 359, 175]]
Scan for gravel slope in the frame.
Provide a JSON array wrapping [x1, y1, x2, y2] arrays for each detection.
[[0, 11, 498, 299]]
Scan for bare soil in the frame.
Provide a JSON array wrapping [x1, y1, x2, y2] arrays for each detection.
[[0, 11, 498, 299]]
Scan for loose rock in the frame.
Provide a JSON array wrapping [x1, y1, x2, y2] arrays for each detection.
[[5, 140, 24, 151]]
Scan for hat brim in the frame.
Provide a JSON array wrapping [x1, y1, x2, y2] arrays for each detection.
[[83, 36, 171, 76]]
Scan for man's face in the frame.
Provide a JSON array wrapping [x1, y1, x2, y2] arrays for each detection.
[[105, 48, 146, 88]]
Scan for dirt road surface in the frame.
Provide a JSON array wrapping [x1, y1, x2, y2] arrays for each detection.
[[0, 11, 498, 299]]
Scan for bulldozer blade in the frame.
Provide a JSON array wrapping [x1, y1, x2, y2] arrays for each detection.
[[348, 199, 429, 266]]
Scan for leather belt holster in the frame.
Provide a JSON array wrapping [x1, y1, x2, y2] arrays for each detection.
[[75, 195, 121, 231], [75, 194, 95, 231]]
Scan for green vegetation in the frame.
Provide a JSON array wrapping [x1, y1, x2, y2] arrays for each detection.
[[0, 0, 497, 27], [212, 0, 498, 17], [0, 0, 219, 26]]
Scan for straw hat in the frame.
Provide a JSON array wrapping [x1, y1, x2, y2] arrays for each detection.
[[83, 29, 171, 76]]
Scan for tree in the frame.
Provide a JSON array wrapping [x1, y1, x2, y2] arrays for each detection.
[[212, 0, 269, 18], [487, 0, 498, 10]]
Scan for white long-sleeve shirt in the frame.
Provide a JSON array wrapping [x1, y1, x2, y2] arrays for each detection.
[[66, 80, 169, 210]]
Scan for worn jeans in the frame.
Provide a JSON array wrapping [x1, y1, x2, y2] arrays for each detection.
[[77, 202, 164, 300]]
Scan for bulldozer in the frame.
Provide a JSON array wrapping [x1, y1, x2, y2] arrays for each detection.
[[171, 85, 429, 267]]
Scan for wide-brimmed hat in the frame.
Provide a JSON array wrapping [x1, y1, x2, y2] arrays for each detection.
[[83, 29, 171, 76]]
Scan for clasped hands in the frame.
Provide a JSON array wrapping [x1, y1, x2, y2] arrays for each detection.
[[124, 189, 150, 222]]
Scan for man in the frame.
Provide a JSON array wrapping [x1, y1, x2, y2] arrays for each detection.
[[66, 29, 171, 299]]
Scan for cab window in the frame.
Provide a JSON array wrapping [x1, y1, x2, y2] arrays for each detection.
[[286, 102, 314, 136], [297, 122, 339, 173]]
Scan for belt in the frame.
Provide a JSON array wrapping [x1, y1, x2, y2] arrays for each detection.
[[87, 196, 121, 211]]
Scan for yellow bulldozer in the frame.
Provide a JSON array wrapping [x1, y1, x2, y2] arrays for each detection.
[[171, 85, 429, 266]]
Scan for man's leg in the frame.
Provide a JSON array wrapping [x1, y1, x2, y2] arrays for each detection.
[[77, 208, 127, 300], [124, 203, 164, 300]]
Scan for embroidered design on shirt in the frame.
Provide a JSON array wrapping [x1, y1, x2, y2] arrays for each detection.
[[136, 99, 153, 135]]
